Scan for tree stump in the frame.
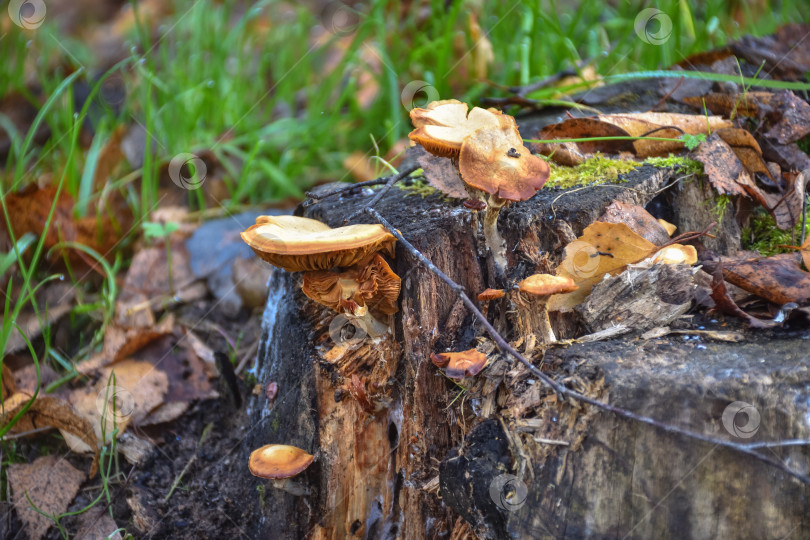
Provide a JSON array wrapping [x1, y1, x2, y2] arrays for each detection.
[[240, 148, 810, 539]]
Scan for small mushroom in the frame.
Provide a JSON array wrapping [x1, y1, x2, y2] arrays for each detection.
[[430, 348, 488, 379], [249, 444, 314, 496], [409, 99, 507, 158], [477, 288, 506, 301], [516, 274, 578, 345], [651, 245, 698, 265]]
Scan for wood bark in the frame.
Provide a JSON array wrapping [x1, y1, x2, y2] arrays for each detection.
[[241, 146, 810, 539]]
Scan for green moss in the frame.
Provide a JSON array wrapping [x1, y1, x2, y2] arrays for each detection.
[[643, 155, 704, 176], [398, 177, 439, 198], [742, 208, 810, 257], [546, 154, 640, 189], [708, 194, 732, 222]]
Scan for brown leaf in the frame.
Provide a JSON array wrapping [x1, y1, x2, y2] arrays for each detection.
[[692, 133, 759, 198], [708, 265, 777, 328], [598, 201, 670, 245], [416, 150, 468, 199], [683, 92, 765, 117], [765, 169, 809, 230], [764, 91, 810, 145], [706, 254, 810, 306], [1, 394, 99, 471], [729, 23, 810, 81], [3, 282, 75, 354], [8, 455, 86, 540], [714, 127, 772, 180], [2, 362, 17, 401]]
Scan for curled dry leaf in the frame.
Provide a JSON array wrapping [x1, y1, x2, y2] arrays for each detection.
[[536, 112, 732, 162], [8, 455, 86, 540], [708, 266, 778, 328], [692, 132, 760, 198]]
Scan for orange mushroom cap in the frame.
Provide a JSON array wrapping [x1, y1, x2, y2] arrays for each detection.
[[518, 274, 578, 296], [302, 253, 401, 315], [477, 288, 506, 301], [408, 100, 513, 158], [431, 348, 488, 379], [248, 444, 314, 479], [458, 126, 550, 201], [241, 215, 396, 272]]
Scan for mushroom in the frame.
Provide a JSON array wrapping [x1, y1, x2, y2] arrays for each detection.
[[241, 215, 395, 272], [249, 444, 314, 496], [408, 100, 549, 274], [430, 348, 488, 379], [458, 126, 549, 272], [516, 274, 578, 346], [301, 253, 400, 317], [241, 216, 399, 338]]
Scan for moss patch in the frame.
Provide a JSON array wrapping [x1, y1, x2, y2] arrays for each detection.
[[643, 155, 704, 175], [546, 154, 640, 189], [742, 208, 810, 257]]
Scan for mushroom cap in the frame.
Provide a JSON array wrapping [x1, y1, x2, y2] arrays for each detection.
[[518, 274, 578, 296], [431, 348, 488, 379], [302, 253, 401, 315], [241, 216, 396, 272], [248, 444, 314, 479], [459, 126, 550, 201], [652, 245, 698, 265], [408, 100, 511, 158], [477, 288, 506, 301]]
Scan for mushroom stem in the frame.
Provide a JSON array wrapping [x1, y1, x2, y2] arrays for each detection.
[[482, 197, 507, 274], [270, 479, 310, 496], [537, 300, 556, 344]]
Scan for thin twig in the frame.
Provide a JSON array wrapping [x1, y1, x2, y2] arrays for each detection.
[[363, 206, 810, 485], [304, 166, 418, 206], [342, 165, 418, 224]]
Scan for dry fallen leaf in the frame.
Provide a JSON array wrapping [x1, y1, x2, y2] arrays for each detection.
[[2, 362, 17, 400], [704, 253, 810, 306], [692, 132, 759, 198], [3, 281, 75, 354], [548, 221, 697, 311], [415, 148, 469, 199], [8, 455, 86, 540], [75, 506, 123, 540], [1, 394, 99, 468], [598, 201, 670, 245], [708, 265, 778, 328]]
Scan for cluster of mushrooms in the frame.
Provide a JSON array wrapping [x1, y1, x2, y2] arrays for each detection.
[[241, 101, 561, 485], [241, 215, 401, 338], [409, 99, 550, 273]]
